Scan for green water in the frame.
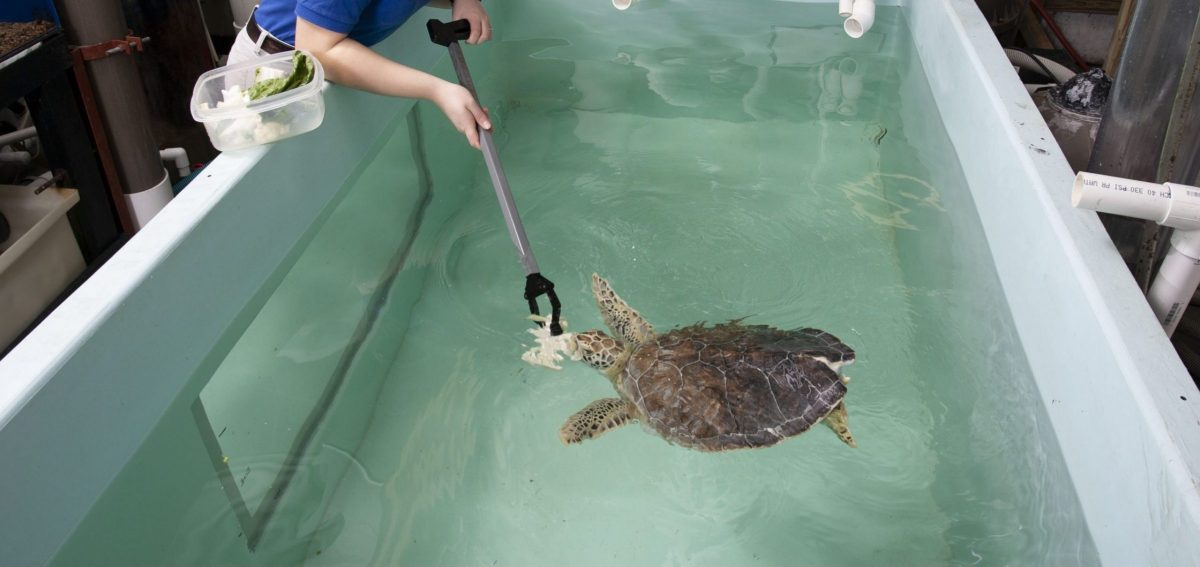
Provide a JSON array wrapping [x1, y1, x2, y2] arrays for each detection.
[[50, 1, 1099, 566]]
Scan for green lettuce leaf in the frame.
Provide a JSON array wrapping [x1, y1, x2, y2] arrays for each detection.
[[248, 52, 316, 101]]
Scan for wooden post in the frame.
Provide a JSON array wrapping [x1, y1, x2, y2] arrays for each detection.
[[1021, 5, 1055, 49], [1105, 0, 1138, 76]]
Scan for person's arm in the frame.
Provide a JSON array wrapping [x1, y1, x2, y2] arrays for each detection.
[[295, 16, 490, 148]]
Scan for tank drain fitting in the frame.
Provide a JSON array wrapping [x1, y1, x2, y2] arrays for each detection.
[[840, 0, 876, 38]]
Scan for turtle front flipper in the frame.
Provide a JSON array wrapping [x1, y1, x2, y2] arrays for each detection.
[[592, 274, 655, 347], [559, 398, 636, 445], [824, 401, 857, 448]]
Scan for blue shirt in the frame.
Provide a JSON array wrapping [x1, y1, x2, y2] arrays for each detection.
[[255, 0, 428, 47]]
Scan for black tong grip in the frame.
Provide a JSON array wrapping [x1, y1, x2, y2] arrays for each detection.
[[426, 18, 472, 46], [525, 273, 563, 336]]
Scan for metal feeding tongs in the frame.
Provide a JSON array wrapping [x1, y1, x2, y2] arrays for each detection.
[[427, 18, 564, 336]]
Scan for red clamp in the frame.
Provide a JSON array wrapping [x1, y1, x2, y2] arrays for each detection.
[[73, 32, 150, 62]]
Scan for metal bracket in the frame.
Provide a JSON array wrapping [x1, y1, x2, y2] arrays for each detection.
[[72, 33, 150, 62]]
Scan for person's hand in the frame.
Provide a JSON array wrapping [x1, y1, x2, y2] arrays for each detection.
[[431, 80, 491, 149], [452, 0, 492, 44]]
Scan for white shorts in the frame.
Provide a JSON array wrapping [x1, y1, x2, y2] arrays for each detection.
[[225, 5, 293, 66], [226, 26, 272, 66], [224, 20, 294, 91]]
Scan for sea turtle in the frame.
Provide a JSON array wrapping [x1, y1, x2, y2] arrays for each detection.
[[561, 274, 857, 451]]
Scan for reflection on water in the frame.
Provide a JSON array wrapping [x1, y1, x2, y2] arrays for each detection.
[[838, 173, 946, 230], [817, 57, 867, 116], [49, 1, 1098, 566]]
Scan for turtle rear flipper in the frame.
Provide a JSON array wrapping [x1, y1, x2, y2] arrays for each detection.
[[592, 274, 654, 347], [560, 398, 636, 445]]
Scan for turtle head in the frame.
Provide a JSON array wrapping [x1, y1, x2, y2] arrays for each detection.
[[571, 330, 623, 372]]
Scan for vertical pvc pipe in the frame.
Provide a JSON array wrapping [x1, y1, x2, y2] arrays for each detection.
[[1149, 231, 1200, 336], [58, 0, 170, 229]]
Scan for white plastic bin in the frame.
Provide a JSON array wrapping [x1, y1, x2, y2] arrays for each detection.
[[0, 185, 83, 352], [190, 50, 325, 152]]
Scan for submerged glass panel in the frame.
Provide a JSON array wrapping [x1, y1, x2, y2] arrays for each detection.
[[50, 1, 1098, 566]]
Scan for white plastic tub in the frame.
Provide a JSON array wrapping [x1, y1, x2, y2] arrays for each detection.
[[0, 185, 82, 352], [190, 50, 326, 152]]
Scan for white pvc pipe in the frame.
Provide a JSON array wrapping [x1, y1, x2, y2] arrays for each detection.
[[0, 127, 37, 149], [159, 147, 192, 178], [1004, 48, 1076, 84], [839, 0, 854, 18], [21, 170, 52, 191], [0, 151, 31, 165], [845, 0, 876, 39], [613, 0, 635, 10], [23, 170, 53, 188], [1148, 230, 1200, 336], [1073, 172, 1200, 336], [123, 169, 174, 230], [1072, 172, 1200, 230]]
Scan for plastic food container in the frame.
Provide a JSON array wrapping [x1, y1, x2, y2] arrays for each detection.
[[190, 50, 325, 152]]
